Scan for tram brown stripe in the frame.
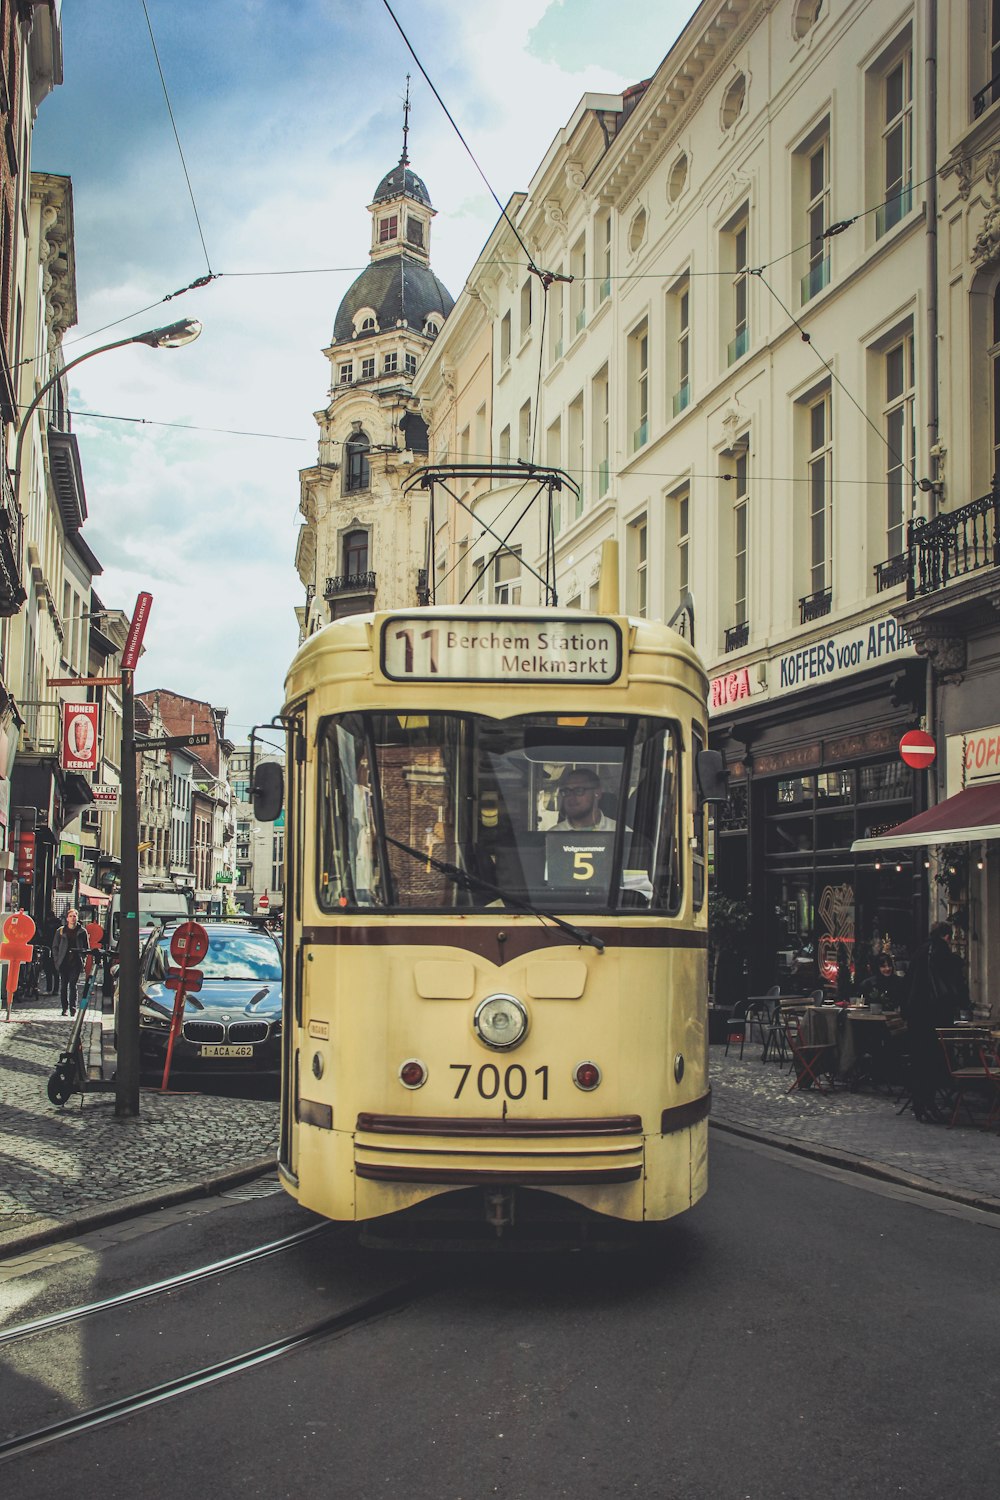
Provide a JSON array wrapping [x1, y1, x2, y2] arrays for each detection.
[[660, 1090, 711, 1133], [355, 1164, 643, 1185], [301, 924, 707, 960], [356, 1114, 643, 1137]]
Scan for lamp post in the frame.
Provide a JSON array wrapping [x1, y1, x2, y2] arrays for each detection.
[[10, 315, 203, 1119]]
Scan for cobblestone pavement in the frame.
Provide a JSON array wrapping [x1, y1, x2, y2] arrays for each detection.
[[710, 1045, 1000, 1207], [0, 989, 278, 1251]]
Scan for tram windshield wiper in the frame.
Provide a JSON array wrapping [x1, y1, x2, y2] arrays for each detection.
[[383, 834, 605, 954]]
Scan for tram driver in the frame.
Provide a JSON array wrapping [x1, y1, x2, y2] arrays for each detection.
[[551, 767, 617, 832]]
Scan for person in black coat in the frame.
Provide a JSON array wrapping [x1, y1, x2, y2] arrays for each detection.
[[52, 908, 90, 1017], [903, 920, 970, 1122]]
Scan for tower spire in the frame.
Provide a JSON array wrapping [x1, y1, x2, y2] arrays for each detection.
[[401, 74, 411, 167]]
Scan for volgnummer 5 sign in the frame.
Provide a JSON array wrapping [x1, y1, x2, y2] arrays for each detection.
[[380, 616, 623, 684]]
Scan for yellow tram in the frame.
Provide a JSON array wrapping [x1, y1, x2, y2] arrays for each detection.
[[254, 603, 725, 1240]]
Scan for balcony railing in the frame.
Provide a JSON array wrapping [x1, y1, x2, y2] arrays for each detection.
[[908, 489, 1000, 599], [724, 620, 749, 653], [800, 256, 830, 305], [0, 461, 25, 617], [727, 326, 749, 365], [597, 458, 609, 496], [632, 419, 648, 451], [798, 587, 832, 624], [875, 183, 913, 239], [672, 381, 691, 418], [974, 74, 1000, 117], [874, 552, 908, 592], [598, 276, 611, 302], [324, 570, 376, 597], [575, 308, 586, 335]]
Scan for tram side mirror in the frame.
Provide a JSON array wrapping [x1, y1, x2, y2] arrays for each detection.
[[696, 749, 729, 806], [252, 761, 284, 823]]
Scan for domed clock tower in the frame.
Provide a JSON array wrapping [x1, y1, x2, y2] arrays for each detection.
[[296, 100, 454, 635]]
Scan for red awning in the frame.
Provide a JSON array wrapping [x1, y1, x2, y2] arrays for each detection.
[[852, 781, 1000, 852], [77, 880, 110, 905]]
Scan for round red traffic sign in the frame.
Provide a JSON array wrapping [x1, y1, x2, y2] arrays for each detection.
[[170, 920, 209, 966], [899, 729, 936, 769], [258, 891, 270, 910]]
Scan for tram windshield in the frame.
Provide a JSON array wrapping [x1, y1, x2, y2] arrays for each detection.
[[316, 712, 683, 914]]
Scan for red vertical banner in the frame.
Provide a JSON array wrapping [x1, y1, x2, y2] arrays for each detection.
[[121, 591, 153, 672], [61, 702, 100, 771]]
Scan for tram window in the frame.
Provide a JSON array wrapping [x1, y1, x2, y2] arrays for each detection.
[[315, 712, 683, 914], [691, 723, 706, 911]]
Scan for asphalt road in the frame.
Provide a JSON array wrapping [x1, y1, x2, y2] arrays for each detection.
[[3, 1134, 998, 1499]]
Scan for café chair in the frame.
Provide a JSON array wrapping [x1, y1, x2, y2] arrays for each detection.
[[937, 1031, 992, 1127], [978, 1042, 1000, 1129], [761, 996, 789, 1063], [784, 1014, 837, 1094], [748, 986, 780, 1052], [724, 1005, 751, 1059]]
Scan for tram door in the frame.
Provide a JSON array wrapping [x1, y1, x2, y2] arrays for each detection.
[[279, 708, 306, 1179]]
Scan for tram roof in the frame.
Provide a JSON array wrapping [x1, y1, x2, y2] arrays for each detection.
[[285, 607, 708, 717]]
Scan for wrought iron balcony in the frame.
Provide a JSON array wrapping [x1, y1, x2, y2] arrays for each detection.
[[724, 620, 749, 653], [324, 570, 376, 598], [974, 74, 1000, 117], [0, 462, 25, 617], [874, 552, 908, 592], [908, 489, 1000, 599], [799, 587, 832, 624]]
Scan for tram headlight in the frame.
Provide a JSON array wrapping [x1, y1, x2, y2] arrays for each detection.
[[474, 993, 528, 1051]]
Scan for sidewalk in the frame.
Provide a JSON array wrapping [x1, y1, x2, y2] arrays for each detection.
[[710, 1044, 1000, 1212], [0, 987, 279, 1256], [3, 997, 999, 1261]]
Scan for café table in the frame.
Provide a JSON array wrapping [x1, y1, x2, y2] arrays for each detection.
[[803, 1005, 902, 1085]]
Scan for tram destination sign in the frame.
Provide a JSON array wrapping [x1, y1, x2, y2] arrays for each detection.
[[380, 616, 623, 685]]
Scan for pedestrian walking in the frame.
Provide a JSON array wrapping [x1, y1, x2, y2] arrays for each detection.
[[903, 920, 969, 1122], [52, 908, 89, 1017], [40, 909, 58, 994]]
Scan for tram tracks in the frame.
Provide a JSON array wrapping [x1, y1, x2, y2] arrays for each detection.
[[0, 1275, 432, 1464]]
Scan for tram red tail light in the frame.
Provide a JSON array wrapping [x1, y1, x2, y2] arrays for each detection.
[[574, 1061, 601, 1091], [399, 1059, 427, 1089]]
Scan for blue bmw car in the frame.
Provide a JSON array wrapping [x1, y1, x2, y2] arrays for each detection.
[[137, 921, 282, 1075]]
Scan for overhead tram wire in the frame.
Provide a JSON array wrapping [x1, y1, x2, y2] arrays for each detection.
[[67, 409, 309, 443], [141, 0, 214, 278]]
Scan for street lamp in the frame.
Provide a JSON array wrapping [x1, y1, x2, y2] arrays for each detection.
[[11, 316, 203, 499], [8, 314, 202, 1119]]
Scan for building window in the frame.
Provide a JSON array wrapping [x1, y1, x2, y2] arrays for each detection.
[[568, 394, 584, 516], [383, 352, 398, 374], [406, 216, 424, 248], [733, 448, 749, 626], [877, 47, 913, 238], [806, 391, 833, 595], [670, 276, 691, 416], [628, 207, 647, 254], [378, 214, 398, 243], [343, 529, 369, 576], [344, 431, 371, 492], [520, 278, 532, 340], [722, 73, 746, 129], [360, 315, 377, 332], [499, 424, 511, 463], [673, 487, 690, 607], [628, 319, 649, 450], [493, 548, 521, 605], [405, 352, 417, 376], [884, 332, 915, 557], [793, 0, 823, 40], [597, 209, 612, 301], [631, 517, 648, 618], [593, 364, 609, 497], [361, 356, 375, 380], [424, 315, 440, 338], [518, 400, 532, 462], [723, 209, 750, 365], [338, 362, 353, 385], [801, 134, 830, 304], [500, 310, 511, 366], [545, 415, 561, 474], [570, 236, 586, 335], [549, 271, 565, 364], [668, 153, 688, 203]]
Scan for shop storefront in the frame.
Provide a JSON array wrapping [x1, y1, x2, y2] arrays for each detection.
[[710, 610, 925, 995]]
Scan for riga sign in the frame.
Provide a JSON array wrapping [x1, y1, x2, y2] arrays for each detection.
[[900, 729, 936, 768]]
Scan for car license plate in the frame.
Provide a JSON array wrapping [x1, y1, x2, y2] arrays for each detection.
[[199, 1044, 254, 1058]]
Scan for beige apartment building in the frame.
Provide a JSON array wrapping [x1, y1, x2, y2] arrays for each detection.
[[415, 0, 991, 998]]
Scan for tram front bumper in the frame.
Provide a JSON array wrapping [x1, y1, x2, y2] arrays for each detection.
[[353, 1113, 644, 1186]]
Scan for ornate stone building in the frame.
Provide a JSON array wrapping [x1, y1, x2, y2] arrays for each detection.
[[295, 124, 454, 636]]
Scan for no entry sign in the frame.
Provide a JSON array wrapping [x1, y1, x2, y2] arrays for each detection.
[[900, 729, 936, 768]]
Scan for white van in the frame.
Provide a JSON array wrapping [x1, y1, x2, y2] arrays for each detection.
[[101, 882, 194, 992]]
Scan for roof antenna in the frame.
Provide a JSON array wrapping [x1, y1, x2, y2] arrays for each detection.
[[401, 73, 411, 166]]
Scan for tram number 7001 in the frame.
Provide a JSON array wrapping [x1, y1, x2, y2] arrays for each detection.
[[450, 1063, 548, 1101]]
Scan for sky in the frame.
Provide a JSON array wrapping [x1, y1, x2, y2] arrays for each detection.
[[32, 0, 690, 744]]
